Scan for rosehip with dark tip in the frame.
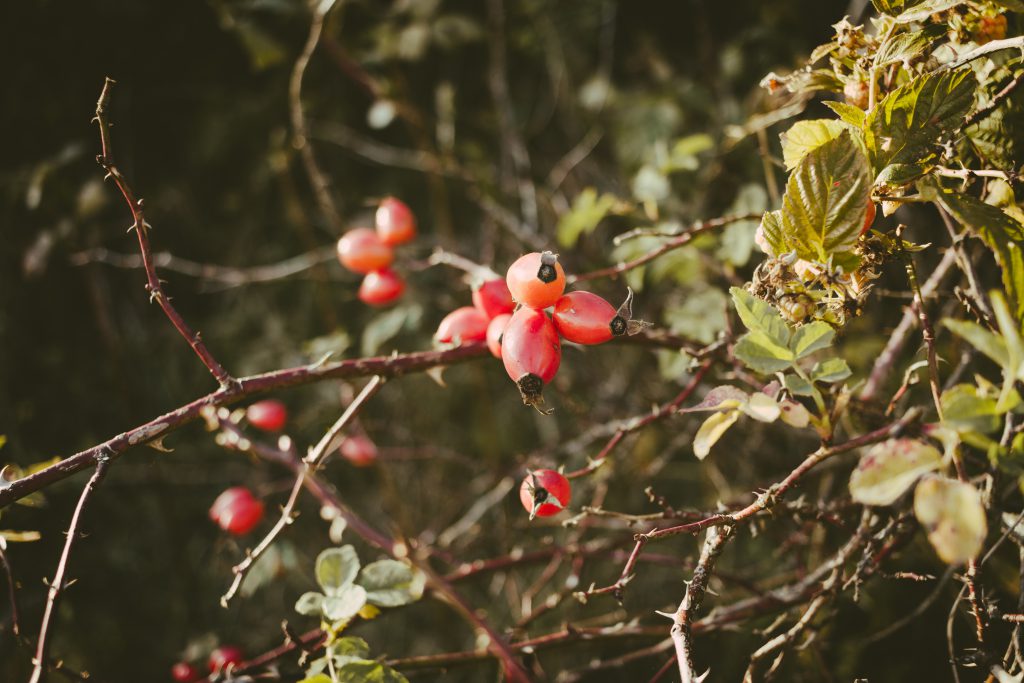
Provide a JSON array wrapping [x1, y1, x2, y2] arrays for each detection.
[[506, 251, 566, 309], [358, 268, 405, 306], [486, 313, 512, 359], [435, 306, 490, 344], [472, 278, 515, 319], [337, 228, 394, 274], [375, 197, 416, 246], [501, 307, 561, 409], [247, 400, 287, 432], [519, 469, 571, 519], [553, 289, 641, 345], [209, 487, 264, 536]]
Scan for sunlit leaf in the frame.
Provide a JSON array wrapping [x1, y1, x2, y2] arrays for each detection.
[[693, 410, 740, 460], [914, 476, 987, 564], [849, 438, 943, 506]]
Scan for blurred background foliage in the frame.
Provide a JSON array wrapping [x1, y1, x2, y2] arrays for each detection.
[[0, 0, 995, 680]]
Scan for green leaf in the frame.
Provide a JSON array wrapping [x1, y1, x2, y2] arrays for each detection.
[[729, 287, 792, 346], [663, 288, 729, 344], [316, 546, 361, 594], [362, 305, 423, 356], [790, 322, 835, 359], [757, 210, 787, 258], [336, 661, 410, 683], [866, 69, 976, 171], [784, 373, 815, 396], [778, 131, 871, 261], [944, 319, 1009, 367], [874, 24, 946, 65], [323, 585, 368, 623], [810, 358, 852, 383], [331, 636, 372, 660], [926, 185, 1024, 322], [914, 476, 987, 565], [295, 591, 326, 616], [966, 65, 1024, 172], [299, 675, 334, 683], [941, 384, 1007, 434], [824, 101, 866, 128], [358, 559, 426, 607], [781, 119, 847, 170], [557, 188, 621, 248], [894, 0, 965, 22], [735, 332, 796, 373], [849, 438, 943, 506], [875, 162, 929, 187], [693, 410, 740, 460]]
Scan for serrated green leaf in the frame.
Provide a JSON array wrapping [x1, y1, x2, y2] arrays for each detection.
[[914, 476, 987, 564], [316, 546, 361, 594], [850, 438, 943, 506], [735, 332, 796, 373], [811, 358, 852, 383], [894, 0, 964, 22], [557, 188, 620, 248], [876, 162, 929, 187], [779, 131, 871, 261], [693, 410, 741, 460], [967, 65, 1024, 171], [824, 101, 866, 128], [866, 69, 976, 171], [758, 210, 787, 258], [790, 322, 835, 358], [358, 559, 425, 607], [874, 24, 946, 65], [729, 287, 792, 346], [781, 119, 847, 170]]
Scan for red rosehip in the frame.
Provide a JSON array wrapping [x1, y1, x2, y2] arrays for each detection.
[[552, 289, 643, 345], [171, 662, 200, 683], [506, 251, 566, 309], [472, 279, 515, 319], [375, 197, 417, 246], [208, 645, 244, 673], [861, 201, 876, 236], [435, 306, 490, 344], [501, 307, 561, 409], [337, 228, 394, 274], [359, 268, 405, 306], [486, 313, 512, 359], [246, 400, 287, 432], [519, 469, 571, 519], [209, 487, 264, 536], [340, 435, 378, 467]]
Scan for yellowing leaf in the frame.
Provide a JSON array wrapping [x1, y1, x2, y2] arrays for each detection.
[[849, 439, 943, 506], [693, 410, 740, 460], [914, 476, 987, 565], [781, 119, 847, 170]]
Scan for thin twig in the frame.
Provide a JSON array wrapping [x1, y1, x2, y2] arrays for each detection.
[[0, 542, 20, 637], [306, 375, 385, 467]]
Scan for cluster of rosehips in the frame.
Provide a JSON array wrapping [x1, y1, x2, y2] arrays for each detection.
[[171, 645, 244, 682], [336, 197, 416, 306]]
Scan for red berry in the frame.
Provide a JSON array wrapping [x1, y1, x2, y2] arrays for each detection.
[[554, 290, 636, 345], [486, 313, 512, 359], [506, 251, 566, 309], [337, 228, 394, 274], [209, 487, 264, 536], [246, 400, 287, 432], [435, 306, 490, 344], [359, 268, 405, 306], [519, 469, 570, 519], [472, 279, 515, 319], [501, 307, 561, 408], [340, 435, 378, 467], [171, 662, 200, 683], [861, 201, 876, 236], [375, 197, 417, 246], [208, 645, 244, 673]]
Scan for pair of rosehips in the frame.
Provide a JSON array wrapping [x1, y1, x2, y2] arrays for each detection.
[[171, 646, 244, 682], [336, 197, 416, 306]]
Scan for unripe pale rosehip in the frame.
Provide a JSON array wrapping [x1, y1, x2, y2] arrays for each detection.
[[553, 289, 643, 345], [506, 251, 566, 309], [435, 306, 490, 344], [209, 488, 264, 536], [337, 228, 394, 274], [208, 645, 244, 673], [472, 278, 515, 319], [375, 197, 417, 246], [247, 400, 287, 432], [861, 201, 876, 236], [171, 662, 200, 683], [519, 469, 570, 519], [358, 268, 405, 306], [486, 313, 512, 359], [501, 307, 561, 409], [340, 435, 378, 467]]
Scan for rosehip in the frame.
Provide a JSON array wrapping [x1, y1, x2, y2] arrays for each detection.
[[861, 201, 876, 236], [375, 197, 417, 246], [171, 662, 200, 683], [208, 645, 244, 673], [472, 278, 515, 319], [486, 313, 512, 359], [519, 469, 570, 519], [340, 435, 378, 467], [506, 251, 566, 309], [553, 289, 643, 345], [337, 228, 394, 274], [501, 307, 561, 409], [435, 306, 490, 344], [209, 487, 264, 536], [246, 400, 287, 432], [358, 268, 405, 306]]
